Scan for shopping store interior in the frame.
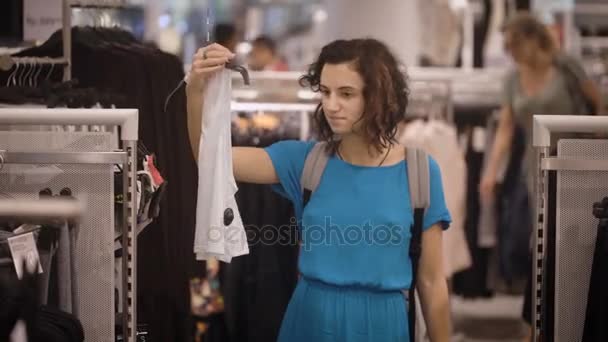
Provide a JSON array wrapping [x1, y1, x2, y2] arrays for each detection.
[[1, 0, 608, 341]]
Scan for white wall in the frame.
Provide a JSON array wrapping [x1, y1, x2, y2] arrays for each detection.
[[321, 0, 421, 67]]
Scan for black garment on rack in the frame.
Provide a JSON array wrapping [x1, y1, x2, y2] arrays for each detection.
[[582, 197, 608, 342], [14, 27, 200, 342], [452, 106, 498, 298], [0, 0, 23, 45], [453, 128, 493, 297], [221, 130, 299, 342]]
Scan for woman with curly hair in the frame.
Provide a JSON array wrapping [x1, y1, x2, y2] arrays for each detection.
[[186, 38, 451, 341]]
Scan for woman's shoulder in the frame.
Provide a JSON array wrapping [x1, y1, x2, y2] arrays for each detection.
[[264, 139, 318, 164], [267, 139, 316, 153]]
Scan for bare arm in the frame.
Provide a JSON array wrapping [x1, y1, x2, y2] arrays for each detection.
[[186, 43, 278, 184], [580, 79, 605, 115], [480, 105, 515, 200], [417, 225, 450, 342], [186, 82, 204, 160]]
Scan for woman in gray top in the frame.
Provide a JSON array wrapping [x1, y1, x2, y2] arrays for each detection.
[[480, 12, 603, 201], [479, 12, 603, 342]]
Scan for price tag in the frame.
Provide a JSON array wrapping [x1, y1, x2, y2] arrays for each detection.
[[7, 232, 43, 279]]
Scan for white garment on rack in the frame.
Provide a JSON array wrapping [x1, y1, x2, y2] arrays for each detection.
[[400, 119, 471, 277], [193, 70, 248, 262], [418, 0, 462, 66]]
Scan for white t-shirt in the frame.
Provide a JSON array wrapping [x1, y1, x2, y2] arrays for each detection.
[[193, 69, 249, 262]]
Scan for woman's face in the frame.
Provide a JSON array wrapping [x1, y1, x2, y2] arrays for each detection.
[[504, 31, 538, 66], [319, 63, 366, 135]]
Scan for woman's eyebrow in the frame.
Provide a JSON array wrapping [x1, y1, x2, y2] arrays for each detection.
[[319, 84, 359, 91]]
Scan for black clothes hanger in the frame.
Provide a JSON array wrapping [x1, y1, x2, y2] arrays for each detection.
[[163, 62, 251, 113], [225, 62, 250, 86]]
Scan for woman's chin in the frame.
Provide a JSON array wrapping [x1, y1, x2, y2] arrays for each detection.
[[329, 125, 350, 135]]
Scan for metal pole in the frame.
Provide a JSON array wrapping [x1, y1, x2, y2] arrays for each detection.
[[533, 147, 550, 342], [122, 140, 137, 342], [62, 0, 72, 81], [460, 5, 474, 70]]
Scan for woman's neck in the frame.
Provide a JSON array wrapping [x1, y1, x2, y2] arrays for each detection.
[[338, 134, 394, 166]]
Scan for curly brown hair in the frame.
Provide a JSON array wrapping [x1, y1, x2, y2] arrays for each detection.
[[299, 38, 409, 154]]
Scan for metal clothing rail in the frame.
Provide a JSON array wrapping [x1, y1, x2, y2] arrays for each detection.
[[0, 57, 69, 72], [0, 198, 83, 220], [532, 115, 608, 342], [230, 70, 498, 113], [0, 151, 126, 165], [69, 0, 128, 8], [230, 102, 318, 112], [0, 108, 138, 141], [230, 102, 314, 141], [0, 107, 139, 342]]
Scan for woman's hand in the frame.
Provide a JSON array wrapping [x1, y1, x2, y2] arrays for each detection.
[[187, 43, 235, 92]]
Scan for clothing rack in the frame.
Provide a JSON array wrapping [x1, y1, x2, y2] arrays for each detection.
[[0, 56, 69, 72], [0, 107, 139, 342], [408, 78, 454, 123], [230, 70, 501, 115], [558, 2, 608, 56], [61, 0, 128, 81], [532, 114, 608, 342]]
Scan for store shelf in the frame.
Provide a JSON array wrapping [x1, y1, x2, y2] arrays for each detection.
[[69, 0, 128, 8]]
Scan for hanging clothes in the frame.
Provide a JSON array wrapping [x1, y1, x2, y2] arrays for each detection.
[[399, 119, 471, 277], [453, 126, 494, 298], [13, 27, 201, 341], [582, 197, 608, 342], [417, 0, 462, 67], [221, 122, 300, 342]]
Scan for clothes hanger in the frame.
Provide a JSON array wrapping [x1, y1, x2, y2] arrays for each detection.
[[163, 7, 251, 112], [17, 61, 27, 87], [163, 63, 250, 114], [225, 62, 250, 86], [6, 60, 19, 86], [26, 61, 36, 88], [33, 62, 44, 88], [45, 63, 55, 82]]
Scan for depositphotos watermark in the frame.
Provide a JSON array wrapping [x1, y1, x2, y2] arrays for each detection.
[[207, 216, 408, 251]]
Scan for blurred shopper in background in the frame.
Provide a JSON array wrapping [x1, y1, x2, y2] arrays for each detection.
[[248, 36, 289, 71], [479, 12, 603, 342], [481, 12, 602, 201]]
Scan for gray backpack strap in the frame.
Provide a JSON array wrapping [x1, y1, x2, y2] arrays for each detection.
[[406, 148, 430, 210], [405, 147, 430, 342], [301, 142, 329, 208]]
